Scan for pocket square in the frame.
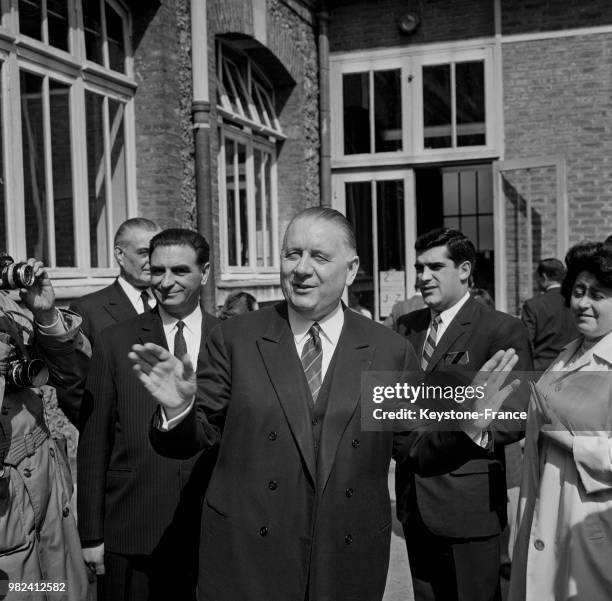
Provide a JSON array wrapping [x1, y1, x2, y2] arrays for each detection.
[[444, 350, 470, 365]]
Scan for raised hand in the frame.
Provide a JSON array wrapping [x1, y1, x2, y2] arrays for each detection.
[[464, 348, 521, 436], [19, 258, 58, 325], [128, 343, 196, 419]]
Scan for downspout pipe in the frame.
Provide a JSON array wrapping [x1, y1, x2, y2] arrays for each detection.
[[191, 0, 216, 313], [317, 3, 331, 206]]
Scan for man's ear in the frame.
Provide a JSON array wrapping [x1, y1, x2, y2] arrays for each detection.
[[346, 255, 360, 287], [114, 246, 124, 267], [458, 260, 472, 283], [200, 262, 210, 286]]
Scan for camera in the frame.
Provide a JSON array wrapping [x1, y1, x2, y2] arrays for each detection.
[[0, 256, 35, 290], [6, 358, 48, 389]]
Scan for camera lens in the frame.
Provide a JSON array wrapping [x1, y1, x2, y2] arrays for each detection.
[[8, 359, 48, 388], [0, 262, 35, 290]]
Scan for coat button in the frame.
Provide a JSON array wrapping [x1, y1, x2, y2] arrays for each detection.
[[259, 526, 268, 537], [23, 468, 31, 478], [351, 439, 360, 448], [268, 480, 277, 491], [534, 539, 545, 551], [345, 488, 354, 498], [268, 431, 277, 441], [63, 507, 70, 517], [344, 534, 353, 545]]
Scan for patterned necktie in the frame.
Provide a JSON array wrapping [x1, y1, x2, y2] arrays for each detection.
[[140, 290, 152, 312], [421, 313, 441, 371], [174, 320, 188, 360], [301, 323, 322, 403]]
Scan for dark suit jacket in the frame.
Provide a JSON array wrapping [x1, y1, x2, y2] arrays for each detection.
[[521, 286, 579, 371], [150, 303, 491, 601], [395, 296, 533, 539], [77, 308, 220, 558], [69, 279, 137, 349]]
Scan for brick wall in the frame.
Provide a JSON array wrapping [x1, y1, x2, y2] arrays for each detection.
[[329, 0, 493, 53], [132, 0, 196, 229], [503, 33, 612, 247], [502, 0, 612, 35]]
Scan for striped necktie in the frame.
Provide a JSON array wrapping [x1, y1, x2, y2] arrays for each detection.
[[301, 323, 322, 403], [421, 313, 441, 371]]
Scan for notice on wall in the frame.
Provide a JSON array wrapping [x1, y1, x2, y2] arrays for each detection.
[[379, 270, 405, 316]]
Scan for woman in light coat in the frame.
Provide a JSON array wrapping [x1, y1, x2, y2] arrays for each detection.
[[509, 242, 612, 601]]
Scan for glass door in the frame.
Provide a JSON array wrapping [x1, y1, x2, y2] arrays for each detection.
[[333, 171, 415, 321]]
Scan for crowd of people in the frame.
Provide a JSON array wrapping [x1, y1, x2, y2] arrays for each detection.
[[0, 209, 611, 601]]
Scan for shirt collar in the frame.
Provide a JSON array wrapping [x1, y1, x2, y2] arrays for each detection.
[[158, 304, 202, 334], [117, 276, 154, 304], [287, 302, 344, 347], [433, 291, 471, 326]]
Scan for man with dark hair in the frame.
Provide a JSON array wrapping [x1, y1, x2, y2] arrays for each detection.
[[77, 228, 219, 601], [70, 217, 161, 349], [128, 210, 519, 601], [522, 258, 578, 371], [396, 227, 532, 601]]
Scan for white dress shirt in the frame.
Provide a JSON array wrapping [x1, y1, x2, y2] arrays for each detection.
[[425, 290, 471, 345], [117, 276, 157, 314]]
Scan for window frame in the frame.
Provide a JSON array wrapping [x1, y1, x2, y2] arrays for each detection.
[[0, 0, 136, 282], [330, 39, 500, 168]]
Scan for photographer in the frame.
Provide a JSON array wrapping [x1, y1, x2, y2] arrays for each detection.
[[0, 256, 90, 600]]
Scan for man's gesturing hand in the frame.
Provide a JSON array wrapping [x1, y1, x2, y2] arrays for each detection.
[[463, 348, 521, 439], [128, 343, 196, 419]]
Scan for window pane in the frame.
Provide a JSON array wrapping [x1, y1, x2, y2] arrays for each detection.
[[442, 172, 459, 215], [83, 1, 103, 66], [264, 155, 273, 267], [50, 79, 74, 266], [19, 0, 42, 41], [346, 182, 374, 317], [462, 215, 478, 246], [343, 72, 370, 154], [423, 64, 451, 149], [105, 1, 126, 73], [108, 99, 128, 233], [477, 168, 493, 213], [254, 149, 264, 267], [374, 70, 402, 153], [238, 143, 248, 266], [0, 65, 5, 252], [85, 91, 108, 267], [376, 180, 405, 272], [460, 170, 477, 213], [21, 71, 47, 262], [479, 215, 494, 251], [224, 60, 250, 118], [456, 61, 485, 146], [47, 0, 68, 51], [225, 138, 237, 266]]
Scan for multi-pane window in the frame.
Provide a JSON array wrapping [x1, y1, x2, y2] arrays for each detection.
[[0, 1, 134, 274], [423, 60, 485, 149], [217, 41, 282, 275], [342, 69, 402, 155], [333, 44, 495, 159]]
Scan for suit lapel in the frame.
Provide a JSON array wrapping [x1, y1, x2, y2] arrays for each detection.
[[317, 309, 373, 495], [104, 279, 138, 325], [137, 308, 168, 349], [405, 310, 430, 360], [257, 305, 317, 486], [427, 297, 476, 372]]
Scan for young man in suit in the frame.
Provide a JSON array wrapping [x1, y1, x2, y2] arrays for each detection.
[[521, 257, 578, 371], [395, 228, 533, 601], [77, 229, 220, 601], [129, 209, 519, 601], [69, 217, 161, 348]]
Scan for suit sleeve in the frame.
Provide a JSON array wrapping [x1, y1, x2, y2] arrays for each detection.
[[35, 308, 92, 428], [77, 336, 116, 544], [150, 323, 227, 459], [392, 340, 492, 476]]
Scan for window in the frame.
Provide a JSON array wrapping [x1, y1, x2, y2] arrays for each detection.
[[0, 1, 135, 275], [332, 42, 496, 162], [217, 41, 282, 275]]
